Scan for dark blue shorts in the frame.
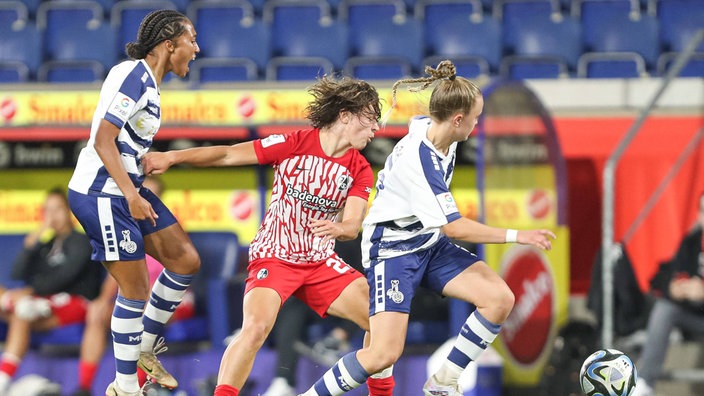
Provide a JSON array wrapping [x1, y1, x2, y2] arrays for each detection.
[[68, 188, 178, 262], [366, 236, 480, 315]]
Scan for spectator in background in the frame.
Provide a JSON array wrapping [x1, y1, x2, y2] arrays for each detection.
[[71, 177, 195, 396], [633, 192, 704, 396], [0, 187, 103, 394]]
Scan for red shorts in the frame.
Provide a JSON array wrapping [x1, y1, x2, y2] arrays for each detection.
[[245, 253, 363, 317], [44, 293, 89, 325]]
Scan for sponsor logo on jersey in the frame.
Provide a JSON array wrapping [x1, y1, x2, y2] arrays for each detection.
[[286, 184, 338, 213], [261, 134, 286, 148], [435, 192, 459, 216]]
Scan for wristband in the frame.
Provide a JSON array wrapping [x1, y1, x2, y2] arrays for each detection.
[[505, 229, 518, 243]]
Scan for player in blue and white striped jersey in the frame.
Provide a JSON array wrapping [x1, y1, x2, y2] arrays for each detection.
[[67, 9, 200, 396], [300, 61, 557, 396]]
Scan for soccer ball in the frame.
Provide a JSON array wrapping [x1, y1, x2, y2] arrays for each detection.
[[580, 349, 637, 396]]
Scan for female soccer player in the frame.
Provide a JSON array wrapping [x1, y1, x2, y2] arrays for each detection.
[[298, 60, 556, 396], [67, 10, 201, 396], [142, 76, 395, 396]]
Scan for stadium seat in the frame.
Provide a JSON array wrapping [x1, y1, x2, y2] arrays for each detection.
[[41, 21, 116, 71], [656, 0, 704, 52], [190, 57, 259, 83], [502, 16, 582, 73], [263, 0, 332, 27], [191, 4, 270, 74], [37, 60, 106, 83], [0, 0, 28, 31], [0, 22, 42, 80], [416, 0, 482, 30], [500, 55, 569, 79], [657, 52, 704, 77], [349, 18, 423, 74], [339, 0, 407, 31], [344, 56, 413, 80], [187, 0, 255, 29], [266, 56, 336, 81], [0, 61, 30, 83], [494, 0, 560, 21], [186, 231, 241, 346], [423, 12, 502, 72], [577, 52, 647, 78], [111, 0, 178, 61], [572, 0, 641, 23], [270, 20, 348, 70]]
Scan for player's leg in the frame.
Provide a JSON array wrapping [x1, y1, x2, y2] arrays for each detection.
[[423, 240, 513, 395]]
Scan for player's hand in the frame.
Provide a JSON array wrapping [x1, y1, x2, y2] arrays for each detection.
[[142, 151, 172, 175], [127, 195, 158, 227], [309, 219, 343, 243], [517, 229, 556, 250]]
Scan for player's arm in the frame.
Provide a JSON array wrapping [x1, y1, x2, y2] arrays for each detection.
[[95, 119, 157, 225], [143, 141, 259, 174], [442, 217, 555, 251], [310, 196, 367, 242]]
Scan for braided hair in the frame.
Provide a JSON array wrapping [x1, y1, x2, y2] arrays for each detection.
[[388, 60, 481, 123], [125, 9, 189, 60]]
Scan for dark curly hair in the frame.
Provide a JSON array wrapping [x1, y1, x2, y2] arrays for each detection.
[[306, 76, 382, 129]]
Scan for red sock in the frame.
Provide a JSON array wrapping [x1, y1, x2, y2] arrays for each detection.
[[137, 367, 148, 387], [0, 354, 19, 378], [78, 361, 98, 390], [367, 375, 395, 396], [213, 384, 239, 396]]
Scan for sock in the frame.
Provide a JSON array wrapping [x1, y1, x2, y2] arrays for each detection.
[[435, 310, 501, 385], [0, 353, 19, 378], [367, 365, 394, 396], [141, 270, 193, 352], [78, 360, 98, 390], [307, 352, 369, 396], [112, 295, 146, 393], [213, 384, 239, 396], [137, 366, 148, 387]]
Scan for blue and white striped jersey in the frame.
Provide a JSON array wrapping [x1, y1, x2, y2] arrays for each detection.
[[69, 59, 160, 196], [361, 116, 462, 268]]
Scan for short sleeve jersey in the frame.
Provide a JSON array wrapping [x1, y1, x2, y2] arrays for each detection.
[[361, 116, 462, 267], [250, 129, 373, 264], [69, 59, 160, 196]]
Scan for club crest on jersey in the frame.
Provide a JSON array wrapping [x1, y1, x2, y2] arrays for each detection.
[[386, 280, 404, 304], [119, 230, 137, 254], [257, 268, 269, 280], [337, 175, 350, 191]]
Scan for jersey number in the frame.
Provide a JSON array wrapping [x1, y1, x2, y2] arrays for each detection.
[[326, 257, 351, 274]]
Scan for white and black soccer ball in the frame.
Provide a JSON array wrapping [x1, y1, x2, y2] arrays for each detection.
[[580, 348, 637, 396]]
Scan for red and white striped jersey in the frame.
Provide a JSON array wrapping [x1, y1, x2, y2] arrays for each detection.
[[250, 128, 373, 264]]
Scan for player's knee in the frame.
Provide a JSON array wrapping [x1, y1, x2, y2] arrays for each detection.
[[181, 246, 201, 274], [239, 321, 272, 347], [494, 285, 515, 321]]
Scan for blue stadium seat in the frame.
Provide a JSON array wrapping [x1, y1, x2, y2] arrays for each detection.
[[0, 22, 42, 79], [266, 56, 336, 81], [500, 56, 569, 79], [191, 2, 269, 74], [582, 13, 660, 72], [42, 21, 116, 71], [344, 56, 412, 80], [270, 20, 348, 70], [190, 57, 259, 83], [0, 0, 28, 30], [349, 18, 423, 74], [340, 0, 407, 31], [186, 231, 241, 346], [572, 0, 641, 24], [496, 0, 562, 38], [187, 0, 254, 29], [0, 61, 30, 83], [657, 52, 704, 77], [111, 0, 178, 60], [37, 60, 106, 83], [656, 0, 704, 52], [416, 0, 482, 30], [423, 13, 502, 72], [577, 52, 647, 78], [502, 16, 582, 74], [263, 0, 332, 27]]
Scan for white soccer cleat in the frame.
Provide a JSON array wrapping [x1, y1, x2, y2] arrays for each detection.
[[105, 381, 143, 396], [263, 377, 296, 396], [422, 375, 462, 396]]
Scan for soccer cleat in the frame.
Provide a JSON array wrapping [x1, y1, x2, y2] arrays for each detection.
[[137, 337, 178, 389], [422, 375, 462, 396], [263, 377, 296, 396], [105, 381, 144, 396]]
